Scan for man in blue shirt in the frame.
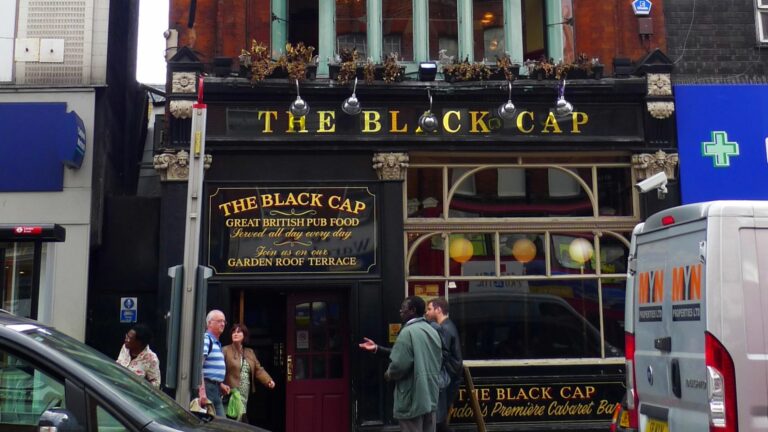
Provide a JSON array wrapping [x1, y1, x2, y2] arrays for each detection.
[[199, 309, 229, 416]]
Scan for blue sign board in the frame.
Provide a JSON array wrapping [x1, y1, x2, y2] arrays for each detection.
[[120, 297, 137, 323], [675, 85, 768, 203], [0, 103, 85, 192], [632, 0, 652, 16]]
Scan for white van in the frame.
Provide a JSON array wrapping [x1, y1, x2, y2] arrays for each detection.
[[624, 201, 768, 432]]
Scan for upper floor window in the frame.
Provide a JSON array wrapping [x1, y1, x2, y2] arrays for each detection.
[[271, 0, 565, 74], [757, 0, 768, 43], [0, 0, 16, 82]]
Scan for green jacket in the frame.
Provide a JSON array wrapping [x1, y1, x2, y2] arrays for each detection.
[[386, 317, 442, 419]]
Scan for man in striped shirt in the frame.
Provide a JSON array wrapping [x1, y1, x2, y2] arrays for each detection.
[[199, 309, 229, 416]]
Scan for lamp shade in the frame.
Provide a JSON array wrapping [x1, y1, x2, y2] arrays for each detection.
[[449, 237, 474, 263], [512, 238, 537, 263], [568, 238, 594, 265]]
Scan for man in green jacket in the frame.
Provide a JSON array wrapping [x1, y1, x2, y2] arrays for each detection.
[[359, 296, 443, 432]]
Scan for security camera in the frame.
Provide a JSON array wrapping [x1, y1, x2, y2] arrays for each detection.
[[163, 29, 171, 39], [635, 171, 668, 199]]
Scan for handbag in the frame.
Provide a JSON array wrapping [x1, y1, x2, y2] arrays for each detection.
[[226, 388, 244, 420]]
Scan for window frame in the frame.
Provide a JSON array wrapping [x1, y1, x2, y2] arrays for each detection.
[[403, 155, 639, 366], [0, 0, 16, 82], [271, 0, 565, 76], [757, 0, 768, 43]]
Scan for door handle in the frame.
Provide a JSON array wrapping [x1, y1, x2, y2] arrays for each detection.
[[671, 359, 681, 398], [287, 354, 293, 382]]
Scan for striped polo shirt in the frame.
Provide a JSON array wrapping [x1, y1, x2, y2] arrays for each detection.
[[202, 331, 226, 383]]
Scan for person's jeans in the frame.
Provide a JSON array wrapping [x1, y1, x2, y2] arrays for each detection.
[[204, 379, 225, 416]]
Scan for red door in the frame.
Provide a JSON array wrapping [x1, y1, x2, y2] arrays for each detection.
[[286, 292, 349, 432]]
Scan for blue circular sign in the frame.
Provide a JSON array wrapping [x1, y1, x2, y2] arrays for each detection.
[[123, 298, 135, 309]]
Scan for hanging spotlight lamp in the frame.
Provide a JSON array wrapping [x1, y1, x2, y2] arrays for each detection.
[[418, 88, 438, 132], [341, 77, 362, 115], [289, 79, 310, 117], [554, 79, 573, 117], [497, 81, 517, 120]]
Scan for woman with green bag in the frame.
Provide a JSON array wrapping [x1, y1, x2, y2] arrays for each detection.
[[223, 324, 276, 423]]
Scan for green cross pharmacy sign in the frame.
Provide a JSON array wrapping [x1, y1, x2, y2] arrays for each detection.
[[702, 131, 740, 168]]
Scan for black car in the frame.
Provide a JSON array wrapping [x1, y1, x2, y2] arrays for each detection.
[[0, 310, 266, 431]]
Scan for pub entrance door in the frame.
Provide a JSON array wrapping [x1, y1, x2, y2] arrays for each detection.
[[285, 292, 349, 432]]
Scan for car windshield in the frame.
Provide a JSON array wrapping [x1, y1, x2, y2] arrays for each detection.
[[10, 323, 201, 429]]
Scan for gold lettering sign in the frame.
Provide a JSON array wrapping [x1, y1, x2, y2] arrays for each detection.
[[208, 187, 377, 275], [450, 382, 623, 425]]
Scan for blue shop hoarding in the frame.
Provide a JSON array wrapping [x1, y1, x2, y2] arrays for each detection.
[[0, 103, 86, 192], [676, 85, 768, 203]]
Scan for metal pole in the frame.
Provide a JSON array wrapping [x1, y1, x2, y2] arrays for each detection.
[[175, 76, 208, 405]]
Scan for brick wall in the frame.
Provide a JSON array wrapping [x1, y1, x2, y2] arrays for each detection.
[[664, 0, 768, 80]]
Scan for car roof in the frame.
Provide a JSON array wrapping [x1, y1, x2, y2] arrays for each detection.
[[0, 309, 46, 326]]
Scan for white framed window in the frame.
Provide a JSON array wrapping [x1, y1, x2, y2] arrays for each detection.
[[0, 0, 16, 82], [757, 0, 768, 43]]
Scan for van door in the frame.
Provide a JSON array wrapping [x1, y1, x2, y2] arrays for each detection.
[[733, 226, 768, 430], [634, 219, 709, 432]]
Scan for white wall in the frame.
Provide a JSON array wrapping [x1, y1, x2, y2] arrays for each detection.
[[0, 88, 95, 341]]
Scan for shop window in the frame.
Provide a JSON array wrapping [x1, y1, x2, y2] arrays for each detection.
[[1, 242, 41, 319], [405, 156, 636, 362], [499, 233, 545, 276], [523, 0, 546, 59], [548, 168, 581, 198], [448, 233, 494, 277], [497, 168, 526, 198], [598, 167, 633, 216], [407, 232, 445, 276], [758, 0, 768, 43]]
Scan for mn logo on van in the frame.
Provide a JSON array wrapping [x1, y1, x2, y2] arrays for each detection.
[[638, 270, 664, 304], [671, 264, 702, 301]]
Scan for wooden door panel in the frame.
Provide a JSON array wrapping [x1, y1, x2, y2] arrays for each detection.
[[286, 292, 349, 432]]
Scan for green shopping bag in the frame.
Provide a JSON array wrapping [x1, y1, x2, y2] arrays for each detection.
[[226, 389, 244, 420]]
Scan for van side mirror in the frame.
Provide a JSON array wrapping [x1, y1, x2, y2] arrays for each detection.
[[38, 408, 84, 432]]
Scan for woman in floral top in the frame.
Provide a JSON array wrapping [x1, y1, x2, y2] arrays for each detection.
[[116, 323, 161, 389], [223, 323, 275, 423]]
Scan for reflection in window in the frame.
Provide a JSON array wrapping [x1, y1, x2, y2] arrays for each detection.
[[449, 233, 494, 278], [499, 234, 545, 276], [383, 0, 413, 60], [407, 233, 444, 276], [97, 405, 129, 432], [294, 355, 308, 380], [429, 0, 458, 59], [523, 0, 546, 59], [551, 234, 596, 274], [0, 352, 66, 426], [1, 242, 36, 318], [289, 0, 318, 49], [312, 355, 326, 378], [449, 279, 622, 360], [473, 0, 504, 61], [337, 1, 367, 56]]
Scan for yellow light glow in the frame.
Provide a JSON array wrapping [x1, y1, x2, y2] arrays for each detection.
[[449, 237, 474, 263]]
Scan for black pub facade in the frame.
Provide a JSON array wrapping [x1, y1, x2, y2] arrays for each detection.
[[159, 50, 679, 432]]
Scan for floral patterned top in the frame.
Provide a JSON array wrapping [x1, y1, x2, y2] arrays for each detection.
[[238, 359, 251, 413], [117, 344, 161, 388]]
